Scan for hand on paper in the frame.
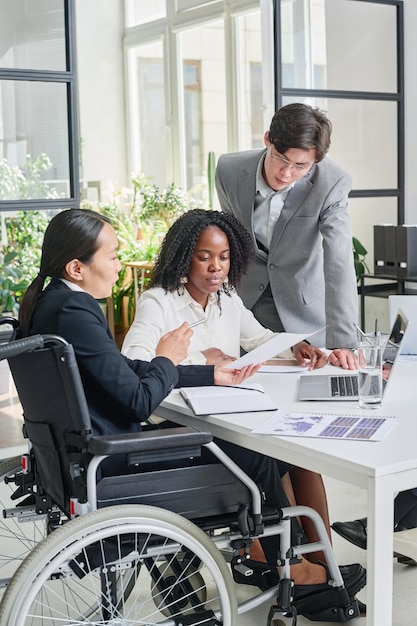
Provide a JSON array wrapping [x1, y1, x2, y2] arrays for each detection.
[[328, 348, 358, 370], [202, 347, 236, 365], [292, 342, 328, 370], [213, 363, 263, 386], [155, 322, 193, 365]]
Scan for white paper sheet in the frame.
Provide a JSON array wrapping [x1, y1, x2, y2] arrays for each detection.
[[226, 329, 323, 369]]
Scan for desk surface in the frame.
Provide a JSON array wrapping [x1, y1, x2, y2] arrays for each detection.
[[157, 360, 417, 488], [154, 358, 417, 626]]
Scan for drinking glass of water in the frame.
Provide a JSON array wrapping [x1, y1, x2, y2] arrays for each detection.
[[358, 341, 383, 409]]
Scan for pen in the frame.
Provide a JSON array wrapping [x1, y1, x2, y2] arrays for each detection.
[[189, 318, 208, 329], [354, 323, 374, 345]]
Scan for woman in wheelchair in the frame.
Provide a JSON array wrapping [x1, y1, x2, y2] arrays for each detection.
[[17, 208, 365, 615]]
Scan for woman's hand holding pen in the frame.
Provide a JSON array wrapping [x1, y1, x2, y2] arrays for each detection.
[[155, 322, 193, 365], [292, 342, 328, 370]]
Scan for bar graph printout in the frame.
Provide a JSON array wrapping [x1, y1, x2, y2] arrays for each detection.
[[252, 410, 397, 441]]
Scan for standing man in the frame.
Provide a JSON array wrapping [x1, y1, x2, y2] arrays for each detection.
[[215, 103, 358, 369]]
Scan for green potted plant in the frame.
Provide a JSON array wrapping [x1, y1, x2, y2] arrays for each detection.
[[353, 236, 370, 282], [0, 250, 29, 316], [85, 173, 201, 344]]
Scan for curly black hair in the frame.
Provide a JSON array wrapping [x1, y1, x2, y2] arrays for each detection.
[[150, 209, 254, 297]]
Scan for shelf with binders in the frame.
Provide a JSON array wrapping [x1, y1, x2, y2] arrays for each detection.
[[358, 273, 417, 328]]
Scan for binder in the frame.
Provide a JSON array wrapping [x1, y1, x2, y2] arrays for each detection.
[[384, 225, 397, 274], [395, 225, 417, 276], [373, 225, 386, 274]]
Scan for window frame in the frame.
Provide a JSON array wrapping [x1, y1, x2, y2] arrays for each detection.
[[0, 0, 80, 212], [274, 0, 404, 224]]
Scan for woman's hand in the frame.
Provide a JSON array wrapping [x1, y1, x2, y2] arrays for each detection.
[[155, 322, 193, 365], [292, 342, 328, 370], [202, 347, 236, 365], [213, 363, 263, 386], [328, 348, 358, 370]]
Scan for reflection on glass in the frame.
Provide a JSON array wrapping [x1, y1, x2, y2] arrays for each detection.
[[282, 96, 398, 190], [129, 41, 166, 188], [126, 0, 166, 27], [0, 0, 66, 71], [235, 11, 264, 150], [0, 81, 69, 200], [180, 20, 227, 194], [280, 0, 397, 93]]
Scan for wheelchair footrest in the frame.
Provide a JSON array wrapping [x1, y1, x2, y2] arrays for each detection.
[[290, 583, 360, 623], [233, 561, 360, 624]]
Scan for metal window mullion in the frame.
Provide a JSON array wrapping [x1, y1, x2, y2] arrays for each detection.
[[164, 24, 186, 186], [224, 7, 240, 151]]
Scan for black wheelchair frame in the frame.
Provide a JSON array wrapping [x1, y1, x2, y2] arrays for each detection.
[[0, 317, 360, 626]]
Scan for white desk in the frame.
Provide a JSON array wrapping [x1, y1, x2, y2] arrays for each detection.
[[153, 359, 417, 626]]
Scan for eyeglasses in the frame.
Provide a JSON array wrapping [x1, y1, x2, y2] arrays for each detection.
[[269, 147, 312, 175]]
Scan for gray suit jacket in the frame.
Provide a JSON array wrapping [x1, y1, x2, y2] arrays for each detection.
[[215, 149, 358, 349]]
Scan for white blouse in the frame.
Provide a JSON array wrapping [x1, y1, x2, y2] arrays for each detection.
[[122, 287, 293, 364]]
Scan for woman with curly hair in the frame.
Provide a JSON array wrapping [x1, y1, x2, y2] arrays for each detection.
[[121, 209, 366, 602], [122, 209, 326, 368]]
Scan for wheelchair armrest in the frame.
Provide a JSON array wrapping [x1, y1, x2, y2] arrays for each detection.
[[0, 334, 45, 361], [87, 426, 213, 457]]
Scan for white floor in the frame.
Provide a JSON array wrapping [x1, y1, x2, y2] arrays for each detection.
[[238, 475, 417, 625]]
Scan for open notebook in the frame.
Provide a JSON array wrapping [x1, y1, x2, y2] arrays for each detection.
[[179, 384, 276, 415]]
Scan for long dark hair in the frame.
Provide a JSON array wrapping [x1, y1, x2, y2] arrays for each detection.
[[150, 209, 254, 300], [19, 209, 111, 336]]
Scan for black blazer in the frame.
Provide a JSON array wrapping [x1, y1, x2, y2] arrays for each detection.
[[30, 279, 213, 436]]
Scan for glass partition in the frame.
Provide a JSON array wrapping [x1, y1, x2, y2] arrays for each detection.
[[282, 95, 398, 190], [0, 0, 66, 71], [280, 0, 397, 93], [0, 81, 69, 200]]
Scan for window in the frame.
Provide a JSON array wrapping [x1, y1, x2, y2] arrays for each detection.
[[0, 0, 79, 316], [0, 0, 79, 211], [275, 0, 404, 279], [124, 1, 266, 201]]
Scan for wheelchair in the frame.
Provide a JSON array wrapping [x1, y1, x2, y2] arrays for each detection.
[[0, 317, 362, 625]]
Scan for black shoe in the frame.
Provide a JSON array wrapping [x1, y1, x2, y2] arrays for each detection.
[[321, 561, 366, 597], [331, 518, 367, 549], [357, 599, 367, 615], [293, 583, 361, 622], [232, 559, 366, 596]]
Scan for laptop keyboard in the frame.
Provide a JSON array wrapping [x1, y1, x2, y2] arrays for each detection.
[[330, 375, 359, 397]]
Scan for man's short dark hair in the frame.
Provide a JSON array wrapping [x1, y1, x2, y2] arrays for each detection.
[[268, 103, 332, 162]]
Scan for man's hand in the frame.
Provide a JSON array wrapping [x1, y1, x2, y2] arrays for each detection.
[[202, 347, 236, 365], [292, 342, 328, 370], [213, 363, 262, 386], [155, 322, 192, 365], [328, 348, 358, 370]]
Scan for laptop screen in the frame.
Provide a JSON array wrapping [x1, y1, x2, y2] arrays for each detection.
[[382, 308, 409, 389]]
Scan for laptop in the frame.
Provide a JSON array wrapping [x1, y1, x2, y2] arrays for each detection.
[[388, 296, 417, 355], [297, 308, 409, 401]]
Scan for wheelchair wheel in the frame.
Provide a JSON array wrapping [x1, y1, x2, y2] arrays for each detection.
[[0, 455, 48, 600], [0, 504, 237, 626]]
